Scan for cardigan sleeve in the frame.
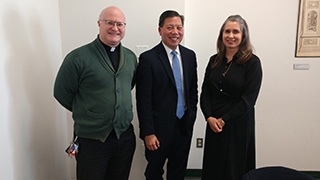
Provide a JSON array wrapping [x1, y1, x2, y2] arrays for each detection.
[[54, 53, 81, 112]]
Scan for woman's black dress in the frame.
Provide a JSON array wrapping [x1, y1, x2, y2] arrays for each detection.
[[200, 53, 263, 180]]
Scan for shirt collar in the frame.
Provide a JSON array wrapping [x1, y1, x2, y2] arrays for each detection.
[[162, 42, 181, 56], [224, 51, 240, 62]]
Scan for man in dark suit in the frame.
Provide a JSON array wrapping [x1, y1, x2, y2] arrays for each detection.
[[136, 10, 198, 180]]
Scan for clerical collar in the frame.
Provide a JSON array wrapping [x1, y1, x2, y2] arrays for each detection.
[[103, 43, 119, 53]]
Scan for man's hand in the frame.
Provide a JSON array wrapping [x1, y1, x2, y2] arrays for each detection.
[[144, 134, 160, 151]]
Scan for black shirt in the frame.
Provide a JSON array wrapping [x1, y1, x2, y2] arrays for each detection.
[[102, 43, 120, 70]]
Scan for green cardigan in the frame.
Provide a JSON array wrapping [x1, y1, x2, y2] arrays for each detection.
[[54, 37, 137, 142]]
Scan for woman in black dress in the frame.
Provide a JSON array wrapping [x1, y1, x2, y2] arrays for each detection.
[[200, 15, 263, 180]]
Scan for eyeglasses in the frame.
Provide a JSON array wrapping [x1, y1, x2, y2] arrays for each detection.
[[99, 20, 126, 29]]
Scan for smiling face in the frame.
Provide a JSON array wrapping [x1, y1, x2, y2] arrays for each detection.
[[158, 16, 184, 50], [98, 7, 126, 47], [222, 21, 243, 51]]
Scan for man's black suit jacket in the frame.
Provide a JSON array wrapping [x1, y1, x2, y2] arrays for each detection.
[[136, 42, 198, 141]]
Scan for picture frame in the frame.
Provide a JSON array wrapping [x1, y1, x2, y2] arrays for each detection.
[[295, 0, 320, 57]]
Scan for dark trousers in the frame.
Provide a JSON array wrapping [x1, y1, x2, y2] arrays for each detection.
[[145, 117, 192, 180], [75, 125, 136, 180]]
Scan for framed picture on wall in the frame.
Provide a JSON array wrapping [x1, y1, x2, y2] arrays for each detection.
[[295, 0, 320, 57]]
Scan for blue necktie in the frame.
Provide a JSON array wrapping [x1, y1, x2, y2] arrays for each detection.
[[171, 50, 184, 119]]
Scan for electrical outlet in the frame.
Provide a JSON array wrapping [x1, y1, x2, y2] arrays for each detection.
[[196, 138, 203, 148]]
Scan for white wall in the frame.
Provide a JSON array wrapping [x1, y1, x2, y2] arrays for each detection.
[[0, 0, 72, 179], [1, 0, 319, 180]]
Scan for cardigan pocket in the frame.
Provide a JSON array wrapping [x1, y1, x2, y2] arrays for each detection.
[[86, 109, 106, 118]]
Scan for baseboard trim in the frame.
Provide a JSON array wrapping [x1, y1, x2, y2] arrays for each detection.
[[185, 169, 201, 177], [186, 169, 320, 179]]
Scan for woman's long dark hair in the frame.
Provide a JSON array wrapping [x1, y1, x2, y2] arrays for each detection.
[[212, 15, 253, 68]]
